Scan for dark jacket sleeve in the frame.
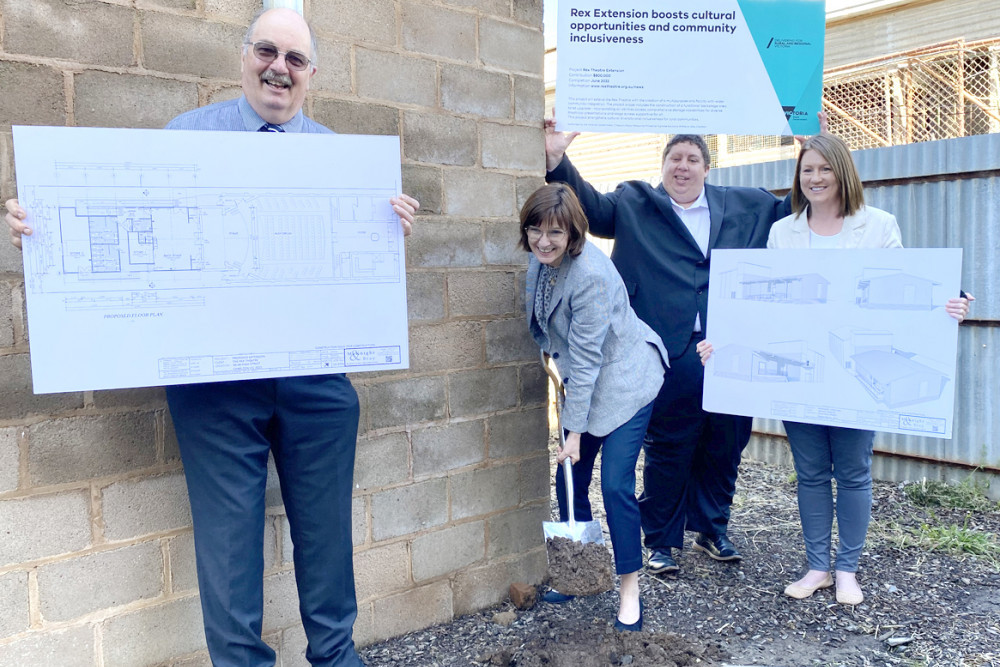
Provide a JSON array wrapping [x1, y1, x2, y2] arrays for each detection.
[[776, 190, 792, 220], [546, 156, 622, 239]]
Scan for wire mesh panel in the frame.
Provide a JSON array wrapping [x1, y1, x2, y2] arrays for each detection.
[[823, 39, 1000, 149], [721, 39, 1000, 161]]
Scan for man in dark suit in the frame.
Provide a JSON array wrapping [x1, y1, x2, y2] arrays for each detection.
[[544, 124, 790, 574]]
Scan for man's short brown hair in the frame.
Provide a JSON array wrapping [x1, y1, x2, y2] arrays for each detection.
[[662, 134, 711, 167]]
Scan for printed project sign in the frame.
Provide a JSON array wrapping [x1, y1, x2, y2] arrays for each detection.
[[703, 248, 963, 439], [555, 0, 825, 135]]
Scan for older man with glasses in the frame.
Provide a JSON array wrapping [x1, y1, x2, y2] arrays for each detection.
[[5, 8, 417, 667]]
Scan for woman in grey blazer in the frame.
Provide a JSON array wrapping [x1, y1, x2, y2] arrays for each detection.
[[520, 183, 668, 631]]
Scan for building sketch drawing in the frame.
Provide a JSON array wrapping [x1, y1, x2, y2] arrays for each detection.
[[855, 268, 940, 310], [20, 161, 401, 311], [702, 247, 961, 439], [712, 340, 825, 383], [717, 262, 829, 303], [828, 327, 949, 409]]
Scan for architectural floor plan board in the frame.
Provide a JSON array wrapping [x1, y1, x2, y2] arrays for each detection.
[[13, 126, 409, 393], [703, 248, 962, 438]]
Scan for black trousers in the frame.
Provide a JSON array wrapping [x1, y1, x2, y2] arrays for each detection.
[[639, 332, 752, 550]]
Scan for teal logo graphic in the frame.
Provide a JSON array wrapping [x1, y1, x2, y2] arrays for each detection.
[[738, 0, 825, 134]]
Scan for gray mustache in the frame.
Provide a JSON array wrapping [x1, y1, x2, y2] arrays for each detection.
[[261, 70, 292, 87]]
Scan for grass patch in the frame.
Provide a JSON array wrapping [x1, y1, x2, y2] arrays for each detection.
[[902, 474, 998, 513], [916, 522, 998, 560], [873, 516, 1000, 570]]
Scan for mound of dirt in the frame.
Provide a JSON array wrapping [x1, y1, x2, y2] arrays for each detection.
[[487, 628, 727, 666], [546, 536, 614, 596], [361, 454, 1000, 667]]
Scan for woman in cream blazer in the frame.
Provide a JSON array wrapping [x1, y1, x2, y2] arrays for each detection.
[[765, 137, 902, 606], [702, 134, 971, 607]]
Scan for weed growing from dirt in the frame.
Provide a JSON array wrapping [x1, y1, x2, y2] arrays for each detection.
[[872, 515, 1000, 569], [902, 474, 998, 513]]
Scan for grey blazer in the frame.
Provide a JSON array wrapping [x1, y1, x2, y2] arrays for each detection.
[[527, 241, 669, 437]]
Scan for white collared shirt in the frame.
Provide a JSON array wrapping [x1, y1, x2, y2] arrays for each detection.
[[669, 189, 710, 257], [669, 189, 710, 332]]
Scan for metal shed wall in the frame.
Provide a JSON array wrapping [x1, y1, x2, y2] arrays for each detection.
[[711, 133, 1000, 496], [825, 0, 1000, 69]]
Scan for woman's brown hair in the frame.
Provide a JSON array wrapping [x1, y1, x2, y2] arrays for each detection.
[[517, 183, 588, 257], [792, 134, 865, 217]]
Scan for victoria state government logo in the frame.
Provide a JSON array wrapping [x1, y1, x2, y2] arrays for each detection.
[[782, 105, 809, 120]]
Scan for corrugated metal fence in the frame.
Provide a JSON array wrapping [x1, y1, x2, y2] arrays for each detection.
[[711, 134, 1000, 497]]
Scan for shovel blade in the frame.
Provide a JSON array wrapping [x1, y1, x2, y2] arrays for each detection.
[[542, 519, 605, 545]]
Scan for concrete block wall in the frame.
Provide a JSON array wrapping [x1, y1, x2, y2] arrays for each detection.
[[0, 0, 548, 664]]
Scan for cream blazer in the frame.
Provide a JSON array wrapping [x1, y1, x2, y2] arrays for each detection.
[[766, 205, 903, 249]]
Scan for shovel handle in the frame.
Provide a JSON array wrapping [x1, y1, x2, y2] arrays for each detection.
[[540, 350, 566, 404], [542, 350, 575, 527], [562, 457, 576, 528]]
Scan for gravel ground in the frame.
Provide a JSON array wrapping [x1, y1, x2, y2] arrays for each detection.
[[361, 439, 1000, 667]]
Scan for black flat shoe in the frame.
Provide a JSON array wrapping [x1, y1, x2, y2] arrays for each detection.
[[614, 599, 643, 632], [542, 590, 575, 604], [692, 532, 743, 561]]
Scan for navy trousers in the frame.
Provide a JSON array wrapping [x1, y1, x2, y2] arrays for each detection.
[[555, 401, 654, 575], [639, 333, 752, 550], [167, 374, 361, 667]]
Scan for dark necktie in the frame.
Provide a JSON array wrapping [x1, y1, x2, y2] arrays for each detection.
[[259, 123, 284, 132]]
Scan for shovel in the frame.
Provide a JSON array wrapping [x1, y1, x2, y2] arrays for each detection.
[[540, 351, 613, 596]]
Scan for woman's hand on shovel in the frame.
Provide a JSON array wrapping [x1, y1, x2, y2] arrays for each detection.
[[557, 432, 582, 464]]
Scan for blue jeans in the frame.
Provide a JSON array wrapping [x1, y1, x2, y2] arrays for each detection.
[[556, 401, 654, 575], [783, 421, 874, 573]]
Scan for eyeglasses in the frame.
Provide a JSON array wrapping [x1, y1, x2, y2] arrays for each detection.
[[526, 227, 567, 241], [245, 41, 311, 71]]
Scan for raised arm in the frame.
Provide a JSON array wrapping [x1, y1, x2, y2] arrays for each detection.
[[544, 123, 623, 239], [793, 110, 830, 145], [544, 117, 580, 173]]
